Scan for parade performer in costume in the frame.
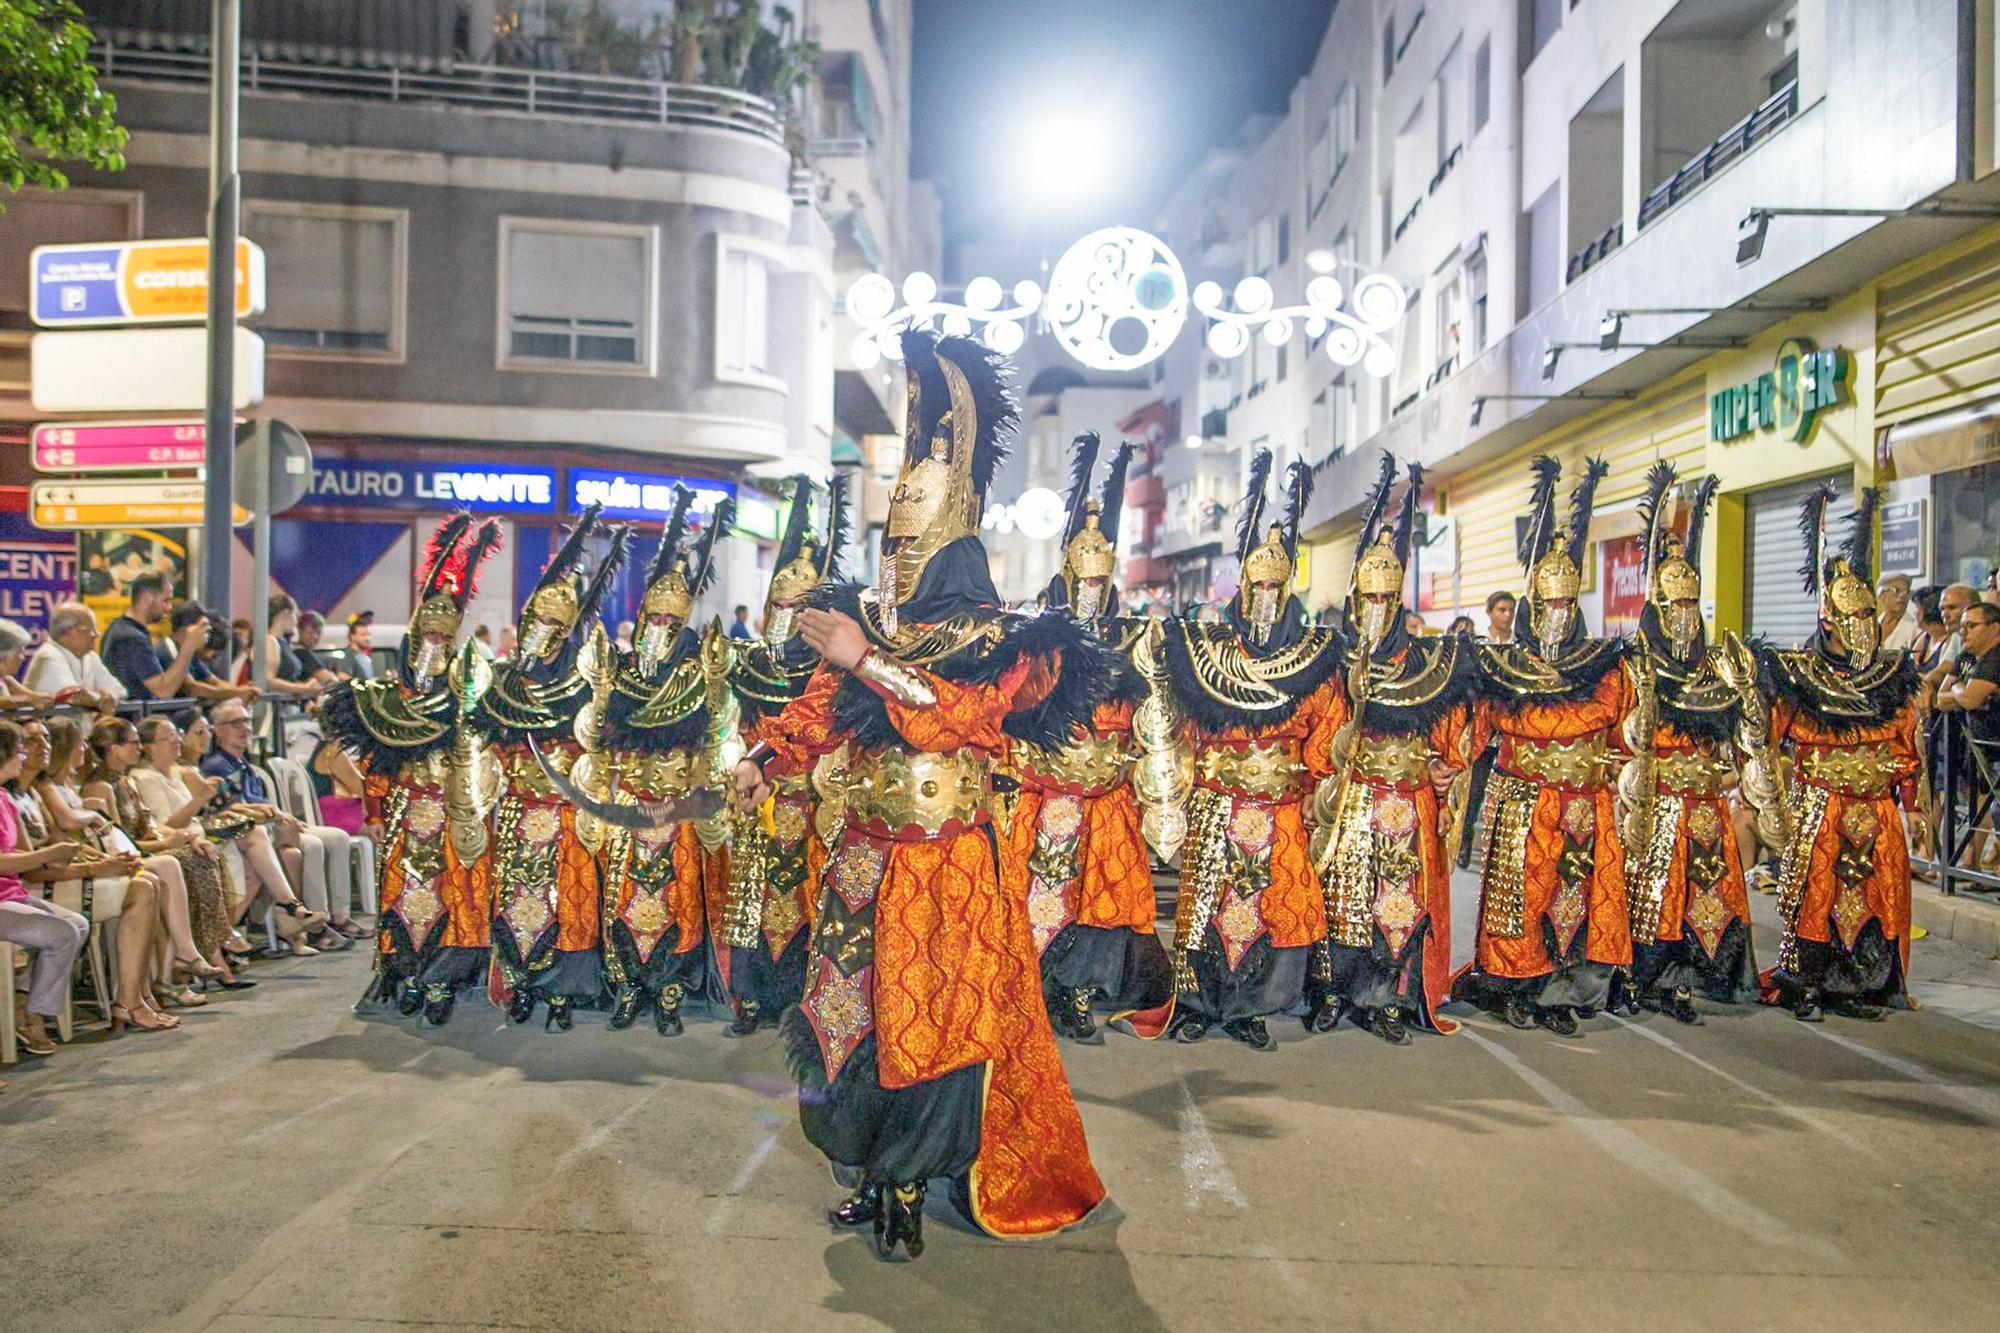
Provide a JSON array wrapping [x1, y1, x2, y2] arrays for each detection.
[[1008, 433, 1175, 1043], [734, 329, 1109, 1260], [331, 514, 501, 1025], [598, 489, 737, 1036], [1305, 456, 1477, 1045], [1455, 456, 1635, 1037], [723, 475, 849, 1036], [1157, 450, 1342, 1051], [1620, 463, 1759, 1021], [1758, 485, 1923, 1021], [476, 504, 627, 1031]]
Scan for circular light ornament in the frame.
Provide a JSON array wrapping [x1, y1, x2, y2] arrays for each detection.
[[1042, 226, 1189, 372], [1012, 486, 1067, 541]]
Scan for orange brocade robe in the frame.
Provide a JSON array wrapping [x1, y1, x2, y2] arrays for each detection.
[[368, 769, 494, 965], [1470, 664, 1636, 980], [759, 659, 1105, 1238], [1007, 700, 1156, 947]]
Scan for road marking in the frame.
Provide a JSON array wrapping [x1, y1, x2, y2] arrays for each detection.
[[707, 1129, 783, 1235], [1175, 1075, 1247, 1210], [1803, 1025, 2000, 1125], [242, 1088, 362, 1145], [398, 1049, 434, 1069], [1460, 1024, 1843, 1266], [1606, 1014, 1881, 1158], [554, 1080, 669, 1172]]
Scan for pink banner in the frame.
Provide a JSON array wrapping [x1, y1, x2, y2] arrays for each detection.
[[32, 419, 208, 473]]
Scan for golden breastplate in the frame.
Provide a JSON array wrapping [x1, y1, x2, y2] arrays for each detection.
[[1194, 740, 1307, 800], [1349, 733, 1433, 786], [1655, 751, 1735, 797], [1502, 735, 1613, 790], [616, 747, 708, 799], [1796, 744, 1897, 797], [500, 742, 576, 798], [846, 749, 992, 834]]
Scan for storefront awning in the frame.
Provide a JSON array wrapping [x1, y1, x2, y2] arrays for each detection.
[[1884, 395, 2000, 479]]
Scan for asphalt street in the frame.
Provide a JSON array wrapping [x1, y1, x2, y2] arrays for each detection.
[[4, 874, 1999, 1332]]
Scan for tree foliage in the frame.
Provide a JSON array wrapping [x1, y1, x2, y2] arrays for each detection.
[[0, 0, 127, 198]]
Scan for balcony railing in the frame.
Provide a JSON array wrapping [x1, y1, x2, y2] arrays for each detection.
[[1637, 80, 1798, 231], [92, 42, 786, 146], [1566, 219, 1624, 283]]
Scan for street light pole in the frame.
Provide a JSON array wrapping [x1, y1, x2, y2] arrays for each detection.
[[201, 0, 241, 614]]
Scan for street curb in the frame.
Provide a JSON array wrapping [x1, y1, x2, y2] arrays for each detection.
[[1914, 881, 2000, 959]]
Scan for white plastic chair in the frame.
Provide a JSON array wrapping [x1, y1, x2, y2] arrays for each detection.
[[2, 939, 77, 1063], [42, 877, 121, 1024]]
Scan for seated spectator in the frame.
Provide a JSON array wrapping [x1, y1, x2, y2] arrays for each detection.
[[25, 603, 125, 712], [0, 719, 90, 1058], [24, 716, 179, 1033], [136, 713, 319, 956], [85, 718, 240, 989], [0, 619, 55, 712], [201, 699, 369, 950]]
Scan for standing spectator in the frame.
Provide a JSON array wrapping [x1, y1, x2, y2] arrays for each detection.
[[1923, 583, 1980, 694], [496, 625, 517, 659], [170, 604, 258, 704], [293, 611, 340, 680], [1484, 590, 1516, 643], [0, 620, 54, 712], [614, 619, 636, 654], [728, 604, 754, 640], [1878, 574, 1916, 650], [471, 624, 495, 659], [332, 612, 376, 681], [250, 594, 327, 701], [1403, 610, 1427, 638], [1912, 588, 1952, 678], [200, 699, 368, 947], [99, 576, 210, 703], [26, 603, 126, 711], [1937, 602, 2000, 871], [1448, 614, 1476, 636]]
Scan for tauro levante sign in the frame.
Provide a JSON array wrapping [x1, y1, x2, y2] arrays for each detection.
[[1710, 337, 1849, 444]]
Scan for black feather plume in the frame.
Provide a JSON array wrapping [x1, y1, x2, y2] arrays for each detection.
[[937, 334, 1017, 498], [1566, 456, 1610, 566], [1796, 481, 1833, 594], [773, 476, 814, 573], [1354, 450, 1398, 564], [577, 526, 630, 626], [647, 486, 696, 584], [1061, 431, 1102, 548], [1391, 462, 1423, 568], [1236, 448, 1274, 565], [457, 519, 503, 606], [1099, 440, 1136, 546], [689, 499, 733, 599], [820, 473, 852, 582], [1282, 459, 1313, 562], [1684, 474, 1718, 567], [1518, 456, 1562, 570], [1637, 460, 1678, 585], [417, 513, 473, 602], [1844, 485, 1881, 584], [536, 501, 602, 597]]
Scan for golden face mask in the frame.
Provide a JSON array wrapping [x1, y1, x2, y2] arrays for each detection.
[[1062, 507, 1117, 593], [408, 592, 462, 684], [763, 548, 820, 646], [1823, 562, 1878, 660], [636, 570, 692, 673], [1351, 530, 1405, 644], [517, 580, 580, 660], [881, 354, 982, 633], [1650, 539, 1703, 653]]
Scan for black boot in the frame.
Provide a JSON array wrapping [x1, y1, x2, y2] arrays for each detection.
[[726, 1000, 761, 1038], [1792, 987, 1825, 1023], [544, 995, 573, 1032], [506, 986, 536, 1025], [1067, 989, 1102, 1045], [1535, 1004, 1580, 1037], [1503, 994, 1536, 1030], [654, 983, 684, 1036], [1659, 988, 1702, 1025], [421, 981, 456, 1027], [394, 977, 423, 1017], [1828, 996, 1887, 1022], [1303, 996, 1342, 1034], [1221, 1016, 1276, 1051], [829, 1180, 882, 1227], [607, 985, 640, 1030], [1369, 1005, 1411, 1046], [1168, 1011, 1207, 1043], [875, 1180, 926, 1260]]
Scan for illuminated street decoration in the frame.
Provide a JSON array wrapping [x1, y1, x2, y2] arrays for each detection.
[[843, 227, 1405, 377], [1193, 271, 1406, 378]]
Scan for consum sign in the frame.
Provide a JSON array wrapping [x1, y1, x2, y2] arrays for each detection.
[[1709, 337, 1849, 445]]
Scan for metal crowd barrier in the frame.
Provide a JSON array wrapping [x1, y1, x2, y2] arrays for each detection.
[[1914, 711, 2000, 896]]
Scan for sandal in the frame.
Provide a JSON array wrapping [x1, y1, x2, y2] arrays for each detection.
[[112, 1003, 174, 1033]]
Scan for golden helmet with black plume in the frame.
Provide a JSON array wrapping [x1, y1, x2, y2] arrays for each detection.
[[1799, 481, 1883, 662], [1636, 461, 1719, 657], [516, 502, 606, 662], [405, 512, 501, 687], [1235, 449, 1312, 645], [1517, 454, 1608, 651], [763, 472, 850, 647]]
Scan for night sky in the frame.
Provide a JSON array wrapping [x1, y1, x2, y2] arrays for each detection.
[[911, 0, 1337, 262]]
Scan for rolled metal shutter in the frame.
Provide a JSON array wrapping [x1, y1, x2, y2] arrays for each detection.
[[1744, 473, 1851, 647]]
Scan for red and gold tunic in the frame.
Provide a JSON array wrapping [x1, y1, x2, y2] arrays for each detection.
[[1008, 698, 1154, 950], [1468, 645, 1636, 982], [1627, 719, 1752, 976], [759, 618, 1105, 1238]]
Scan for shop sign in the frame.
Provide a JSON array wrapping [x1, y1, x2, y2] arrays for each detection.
[[1710, 337, 1849, 445], [30, 479, 250, 531], [309, 459, 558, 514], [0, 511, 77, 633], [31, 419, 213, 473], [31, 326, 266, 412], [1601, 534, 1648, 635], [30, 237, 265, 326], [1878, 500, 1926, 578], [566, 467, 734, 522]]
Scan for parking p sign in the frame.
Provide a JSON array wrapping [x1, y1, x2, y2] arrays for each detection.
[[30, 237, 265, 327]]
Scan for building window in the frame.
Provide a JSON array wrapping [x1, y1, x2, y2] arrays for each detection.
[[1333, 84, 1356, 170], [245, 201, 405, 359], [1277, 343, 1288, 383], [716, 235, 781, 386], [1382, 17, 1396, 81], [499, 218, 655, 372], [1277, 214, 1291, 266], [1474, 37, 1491, 133], [1522, 184, 1560, 315], [0, 188, 141, 329], [1466, 249, 1489, 351], [1524, 0, 1562, 68]]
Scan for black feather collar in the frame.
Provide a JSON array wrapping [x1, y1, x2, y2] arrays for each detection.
[[1348, 634, 1479, 737], [321, 678, 457, 773], [1162, 619, 1343, 734], [1760, 643, 1920, 735], [1478, 637, 1627, 706]]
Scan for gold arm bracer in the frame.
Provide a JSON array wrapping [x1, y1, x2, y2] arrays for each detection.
[[1129, 620, 1193, 863], [853, 648, 938, 708]]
